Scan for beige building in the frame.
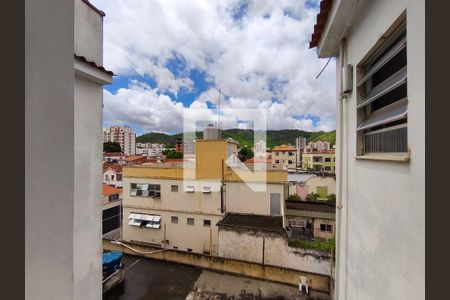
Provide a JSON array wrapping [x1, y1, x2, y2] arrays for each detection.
[[103, 125, 136, 156], [306, 141, 331, 152], [310, 0, 425, 298], [271, 144, 297, 170], [302, 150, 336, 173], [122, 127, 288, 255]]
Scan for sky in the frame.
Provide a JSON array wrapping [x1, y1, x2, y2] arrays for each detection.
[[92, 0, 336, 136]]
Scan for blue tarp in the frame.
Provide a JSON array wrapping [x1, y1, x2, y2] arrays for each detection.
[[102, 251, 123, 276]]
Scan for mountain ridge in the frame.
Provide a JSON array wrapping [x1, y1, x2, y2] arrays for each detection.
[[137, 129, 336, 149]]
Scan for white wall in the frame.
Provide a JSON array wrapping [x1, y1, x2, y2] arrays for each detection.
[[73, 74, 104, 300], [335, 0, 425, 299], [25, 0, 75, 299], [75, 0, 102, 65]]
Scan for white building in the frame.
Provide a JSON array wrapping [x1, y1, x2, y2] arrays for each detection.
[[103, 125, 136, 156], [26, 1, 112, 299], [306, 141, 331, 152], [253, 139, 267, 157], [310, 0, 424, 299], [136, 143, 164, 157]]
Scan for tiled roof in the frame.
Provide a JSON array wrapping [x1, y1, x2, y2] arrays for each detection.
[[272, 144, 296, 151], [309, 0, 333, 49], [103, 184, 122, 196], [103, 163, 123, 173], [121, 155, 146, 162], [244, 157, 272, 164], [74, 54, 114, 76], [104, 152, 125, 156]]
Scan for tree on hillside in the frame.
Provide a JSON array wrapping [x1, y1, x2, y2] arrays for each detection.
[[238, 146, 254, 162], [103, 142, 122, 153]]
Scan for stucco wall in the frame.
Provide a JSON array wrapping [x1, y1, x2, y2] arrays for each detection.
[[122, 206, 221, 254], [218, 228, 331, 276], [306, 176, 336, 197], [334, 0, 425, 299], [25, 1, 75, 299], [75, 0, 103, 65], [73, 74, 104, 300], [313, 218, 335, 240], [225, 182, 285, 217]]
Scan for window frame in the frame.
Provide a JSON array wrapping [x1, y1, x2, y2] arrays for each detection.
[[356, 17, 410, 160]]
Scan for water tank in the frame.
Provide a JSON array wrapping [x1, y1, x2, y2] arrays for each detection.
[[203, 124, 219, 140]]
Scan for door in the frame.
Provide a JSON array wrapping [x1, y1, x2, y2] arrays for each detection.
[[270, 193, 281, 216]]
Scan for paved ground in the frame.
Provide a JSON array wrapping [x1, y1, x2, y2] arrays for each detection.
[[103, 255, 330, 300]]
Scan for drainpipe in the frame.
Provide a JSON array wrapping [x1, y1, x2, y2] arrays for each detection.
[[335, 40, 348, 300]]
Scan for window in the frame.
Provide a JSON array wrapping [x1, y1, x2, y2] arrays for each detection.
[[186, 186, 195, 193], [275, 160, 280, 163], [111, 175, 115, 181], [128, 213, 161, 229], [320, 224, 333, 232], [203, 219, 211, 227], [357, 22, 407, 154], [324, 166, 331, 171], [325, 157, 331, 162], [171, 185, 178, 192], [130, 183, 161, 198], [105, 175, 109, 181], [202, 186, 211, 194], [117, 174, 122, 181], [109, 194, 119, 202], [313, 156, 322, 162], [187, 218, 195, 225], [171, 216, 178, 224], [187, 248, 193, 252], [288, 160, 292, 164], [203, 251, 210, 255]]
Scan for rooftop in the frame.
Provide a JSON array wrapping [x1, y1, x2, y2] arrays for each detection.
[[304, 149, 335, 154], [286, 201, 335, 213], [102, 184, 123, 196], [272, 144, 296, 151], [217, 213, 284, 233], [120, 155, 147, 162]]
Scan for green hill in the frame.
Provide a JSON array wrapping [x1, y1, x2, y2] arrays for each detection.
[[137, 129, 336, 148]]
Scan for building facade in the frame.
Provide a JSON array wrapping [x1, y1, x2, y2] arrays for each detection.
[[306, 141, 331, 152], [302, 150, 336, 173], [26, 1, 112, 299], [271, 144, 297, 170], [121, 130, 288, 256], [103, 125, 136, 156], [136, 143, 164, 157], [310, 0, 425, 299], [295, 137, 307, 167]]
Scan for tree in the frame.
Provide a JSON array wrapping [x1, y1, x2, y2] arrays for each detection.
[[163, 150, 183, 159], [238, 146, 254, 162], [103, 141, 122, 153], [287, 194, 301, 201], [306, 192, 319, 202], [327, 193, 336, 206]]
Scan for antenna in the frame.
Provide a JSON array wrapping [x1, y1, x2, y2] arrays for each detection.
[[218, 88, 221, 139]]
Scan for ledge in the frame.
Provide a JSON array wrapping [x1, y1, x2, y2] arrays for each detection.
[[355, 154, 410, 162]]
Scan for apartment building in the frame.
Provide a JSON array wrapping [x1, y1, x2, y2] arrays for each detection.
[[103, 125, 136, 156], [295, 137, 307, 167], [121, 127, 287, 255], [136, 143, 164, 157], [271, 144, 297, 170], [306, 141, 331, 152], [102, 185, 122, 237], [302, 150, 336, 173], [26, 0, 112, 299], [310, 0, 424, 299]]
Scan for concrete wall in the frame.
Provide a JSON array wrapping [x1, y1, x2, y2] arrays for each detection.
[[73, 74, 104, 300], [103, 239, 331, 293], [225, 182, 285, 217], [306, 176, 336, 198], [218, 228, 331, 276], [104, 169, 123, 187], [122, 206, 222, 254], [25, 1, 75, 299], [333, 0, 425, 299], [75, 0, 103, 65]]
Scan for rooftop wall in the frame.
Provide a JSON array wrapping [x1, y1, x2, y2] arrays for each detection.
[[75, 0, 103, 65]]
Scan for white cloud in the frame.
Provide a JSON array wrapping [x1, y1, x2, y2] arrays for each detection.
[[93, 0, 336, 132]]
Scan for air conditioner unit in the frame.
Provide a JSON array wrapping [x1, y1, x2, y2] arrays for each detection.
[[202, 187, 211, 194]]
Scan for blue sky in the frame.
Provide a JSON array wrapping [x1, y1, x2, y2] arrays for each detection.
[[95, 0, 335, 136]]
